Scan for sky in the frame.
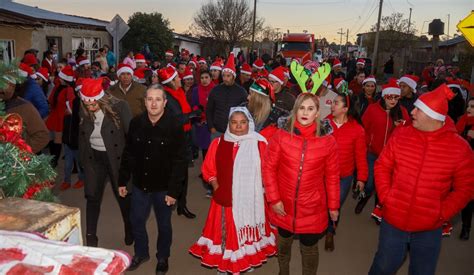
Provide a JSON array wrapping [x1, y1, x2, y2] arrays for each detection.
[[15, 0, 474, 43]]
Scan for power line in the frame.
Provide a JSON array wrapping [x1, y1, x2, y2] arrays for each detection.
[[350, 1, 378, 39], [259, 0, 344, 5], [275, 17, 357, 28]]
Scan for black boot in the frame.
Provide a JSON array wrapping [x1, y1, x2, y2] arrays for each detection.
[[49, 142, 62, 168], [355, 195, 371, 214], [460, 227, 470, 240], [177, 206, 196, 219], [86, 234, 98, 247], [156, 258, 169, 274], [124, 224, 134, 246]]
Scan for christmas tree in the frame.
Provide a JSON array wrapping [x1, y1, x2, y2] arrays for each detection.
[[0, 61, 57, 202]]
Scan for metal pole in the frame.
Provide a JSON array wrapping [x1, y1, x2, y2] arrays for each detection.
[[114, 16, 119, 67], [371, 0, 383, 75], [346, 29, 349, 53], [337, 28, 344, 55], [447, 14, 450, 39], [251, 0, 257, 53], [407, 8, 412, 33]]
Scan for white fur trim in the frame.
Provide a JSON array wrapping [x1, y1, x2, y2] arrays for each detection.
[[183, 74, 194, 80], [399, 76, 417, 91], [356, 61, 365, 66], [80, 90, 105, 102], [135, 58, 146, 63], [29, 73, 37, 80], [116, 66, 134, 76], [78, 59, 90, 66], [241, 69, 252, 75], [447, 84, 461, 90], [210, 65, 222, 71], [161, 70, 177, 84], [166, 63, 176, 69], [222, 68, 236, 77], [75, 85, 82, 92], [414, 99, 446, 121], [268, 73, 283, 84], [382, 87, 401, 96], [332, 63, 341, 68], [18, 69, 28, 77], [198, 60, 207, 64], [59, 71, 73, 82], [36, 72, 48, 82], [252, 64, 264, 70], [165, 52, 174, 57], [335, 80, 345, 90], [363, 77, 376, 85]]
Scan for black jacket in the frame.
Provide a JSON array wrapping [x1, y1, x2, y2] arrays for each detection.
[[118, 110, 186, 199], [206, 82, 248, 133]]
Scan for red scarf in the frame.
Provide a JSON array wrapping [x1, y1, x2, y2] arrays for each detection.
[[163, 86, 191, 114], [198, 82, 215, 110], [294, 120, 317, 138]]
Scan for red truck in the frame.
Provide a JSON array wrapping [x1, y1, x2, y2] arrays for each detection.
[[280, 33, 316, 64]]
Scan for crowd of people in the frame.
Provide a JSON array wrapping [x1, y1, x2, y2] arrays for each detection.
[[1, 46, 473, 275]]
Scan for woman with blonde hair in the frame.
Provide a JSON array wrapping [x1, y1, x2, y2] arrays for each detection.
[[78, 78, 133, 247], [263, 92, 340, 275]]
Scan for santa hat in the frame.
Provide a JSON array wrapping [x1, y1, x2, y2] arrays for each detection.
[[332, 58, 341, 68], [446, 78, 461, 91], [116, 63, 134, 76], [35, 67, 49, 82], [268, 66, 286, 85], [189, 56, 198, 68], [256, 69, 269, 79], [134, 53, 146, 63], [198, 58, 207, 65], [23, 53, 38, 66], [215, 57, 224, 66], [182, 66, 194, 80], [362, 75, 377, 85], [322, 74, 332, 88], [413, 84, 455, 121], [421, 81, 428, 89], [356, 58, 365, 66], [381, 79, 401, 97], [334, 77, 346, 90], [249, 78, 275, 102], [222, 52, 236, 77], [75, 78, 83, 92], [399, 74, 419, 92], [240, 63, 252, 75], [181, 49, 190, 57], [158, 67, 178, 85], [282, 67, 290, 78], [166, 62, 177, 70], [19, 63, 36, 79], [76, 56, 90, 66], [134, 67, 148, 84], [253, 58, 264, 70], [210, 61, 223, 71], [165, 50, 174, 57], [59, 65, 74, 82], [80, 78, 105, 102]]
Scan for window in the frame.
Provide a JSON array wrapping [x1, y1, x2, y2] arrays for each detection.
[[0, 40, 15, 63], [46, 37, 62, 61], [281, 42, 312, 52], [72, 37, 101, 62]]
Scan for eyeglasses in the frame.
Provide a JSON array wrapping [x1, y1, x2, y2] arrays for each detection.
[[384, 95, 400, 100]]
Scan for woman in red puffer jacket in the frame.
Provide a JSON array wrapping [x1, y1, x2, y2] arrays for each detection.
[[355, 81, 411, 216], [263, 93, 340, 275], [323, 93, 368, 252]]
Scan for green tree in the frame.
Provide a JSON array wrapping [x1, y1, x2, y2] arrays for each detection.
[[122, 12, 173, 59]]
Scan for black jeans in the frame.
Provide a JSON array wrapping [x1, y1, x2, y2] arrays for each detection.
[[86, 150, 132, 237], [461, 200, 474, 229], [278, 227, 324, 246]]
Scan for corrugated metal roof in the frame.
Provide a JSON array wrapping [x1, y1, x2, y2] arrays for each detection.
[[0, 0, 109, 27], [419, 35, 466, 49]]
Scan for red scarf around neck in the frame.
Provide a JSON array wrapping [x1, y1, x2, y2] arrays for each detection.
[[294, 120, 317, 138], [198, 82, 215, 110]]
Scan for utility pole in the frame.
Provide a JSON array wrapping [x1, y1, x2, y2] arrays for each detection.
[[405, 7, 413, 74], [346, 29, 349, 53], [407, 7, 412, 33], [337, 28, 345, 55], [371, 0, 383, 75], [447, 14, 450, 39], [251, 0, 257, 53]]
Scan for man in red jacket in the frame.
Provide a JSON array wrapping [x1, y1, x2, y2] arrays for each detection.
[[369, 84, 474, 275]]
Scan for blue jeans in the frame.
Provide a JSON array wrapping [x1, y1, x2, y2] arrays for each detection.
[[369, 220, 442, 275], [364, 153, 378, 196], [131, 186, 172, 260], [63, 144, 84, 183], [327, 175, 353, 233]]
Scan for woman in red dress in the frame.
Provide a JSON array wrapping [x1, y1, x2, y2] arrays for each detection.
[[189, 106, 277, 274]]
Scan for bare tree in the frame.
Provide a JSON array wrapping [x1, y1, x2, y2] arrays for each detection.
[[192, 0, 264, 51]]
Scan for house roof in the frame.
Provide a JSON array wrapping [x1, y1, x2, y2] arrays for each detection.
[[173, 33, 202, 44], [0, 0, 109, 29], [419, 35, 466, 49]]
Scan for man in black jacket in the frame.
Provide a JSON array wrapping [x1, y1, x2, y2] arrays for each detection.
[[206, 53, 248, 140], [118, 84, 186, 274]]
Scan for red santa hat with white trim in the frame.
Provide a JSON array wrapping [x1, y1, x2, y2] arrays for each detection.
[[334, 77, 346, 90], [253, 58, 264, 70], [134, 53, 146, 63], [332, 58, 341, 68], [240, 63, 252, 75], [182, 66, 194, 80], [413, 84, 455, 121], [75, 78, 83, 92], [362, 75, 376, 85], [399, 74, 419, 92], [80, 78, 105, 102], [116, 63, 134, 76], [198, 58, 207, 65], [268, 66, 286, 85], [222, 52, 236, 77], [59, 65, 74, 82], [165, 50, 174, 57], [35, 67, 49, 82], [19, 63, 37, 79], [134, 67, 148, 84], [210, 61, 222, 71], [166, 62, 177, 70], [322, 74, 332, 88], [356, 58, 365, 66], [446, 77, 461, 90], [188, 56, 198, 68], [158, 67, 178, 85], [76, 56, 90, 66], [381, 79, 401, 97]]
